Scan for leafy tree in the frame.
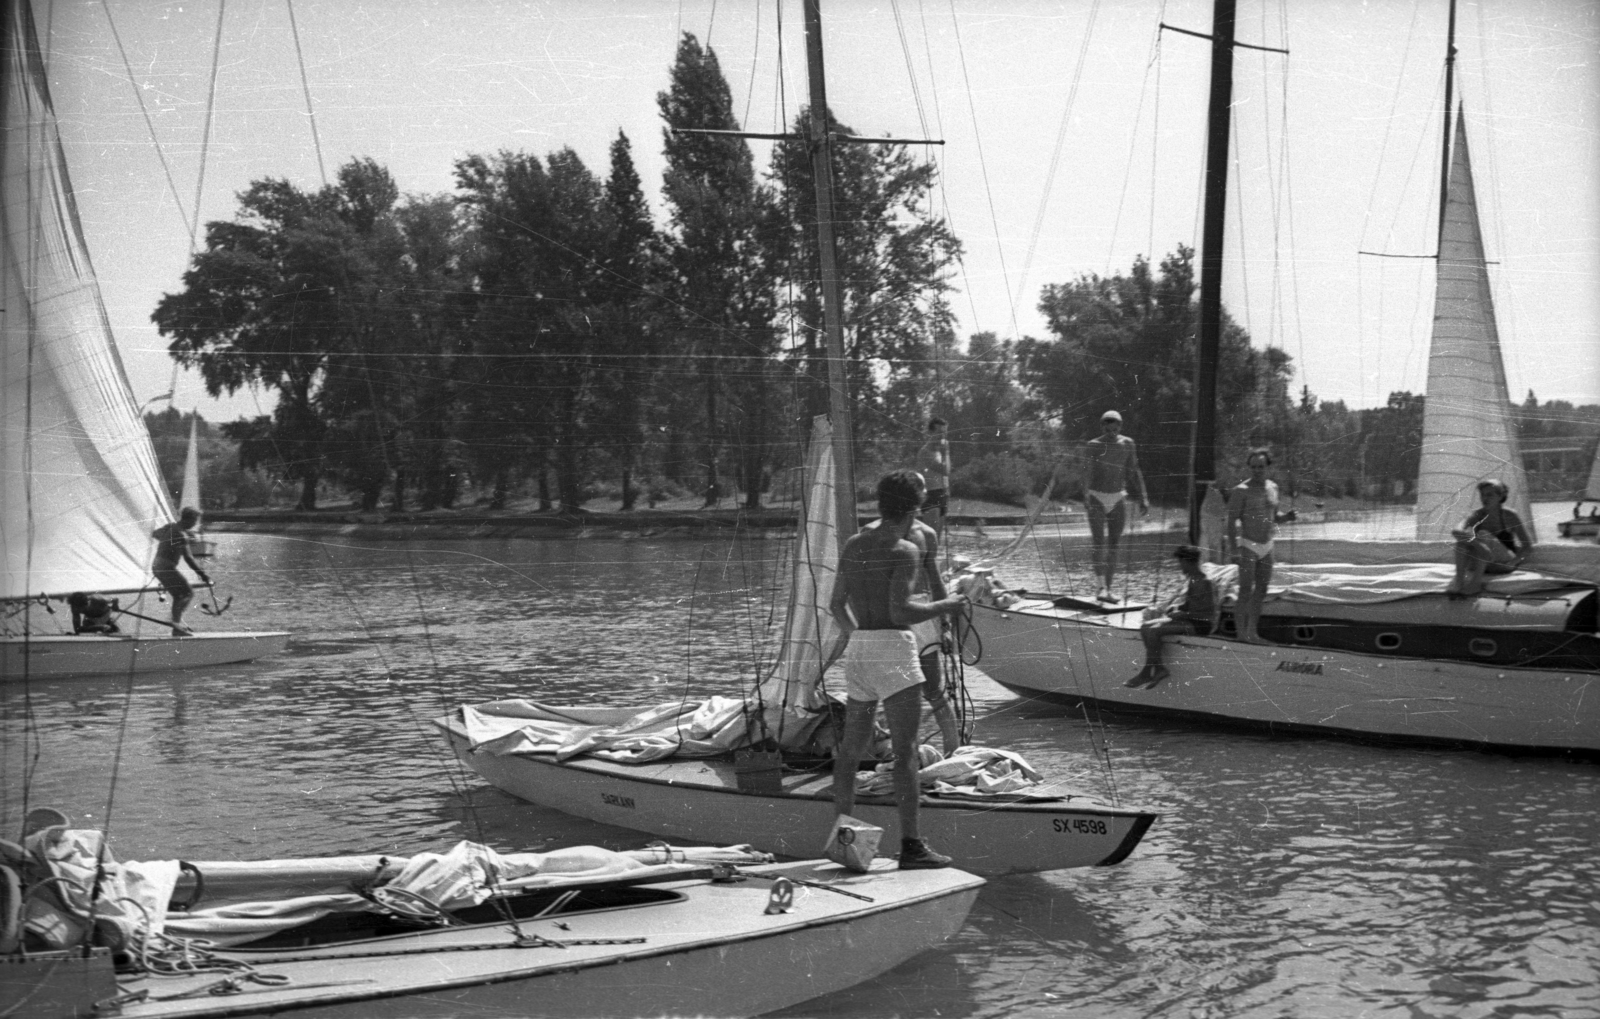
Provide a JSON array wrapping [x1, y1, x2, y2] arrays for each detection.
[[658, 33, 778, 508]]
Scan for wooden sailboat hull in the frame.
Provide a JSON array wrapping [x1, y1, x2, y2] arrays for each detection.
[[436, 718, 1155, 875], [85, 860, 980, 1019], [0, 631, 289, 680], [969, 602, 1600, 754]]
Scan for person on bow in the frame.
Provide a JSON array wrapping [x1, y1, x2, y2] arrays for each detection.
[[1224, 447, 1291, 643], [1448, 479, 1532, 597], [1083, 410, 1148, 603], [151, 507, 209, 636], [67, 592, 120, 634], [1126, 545, 1219, 689], [827, 469, 970, 870]]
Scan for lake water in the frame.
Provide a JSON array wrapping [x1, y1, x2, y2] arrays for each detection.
[[3, 531, 1596, 1019]]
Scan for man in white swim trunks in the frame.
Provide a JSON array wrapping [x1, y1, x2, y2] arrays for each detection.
[[828, 469, 970, 870], [1225, 447, 1288, 643], [1083, 410, 1148, 602]]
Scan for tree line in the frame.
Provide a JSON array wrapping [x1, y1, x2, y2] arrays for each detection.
[[153, 34, 1599, 514]]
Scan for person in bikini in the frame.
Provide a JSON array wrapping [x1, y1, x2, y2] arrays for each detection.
[[1224, 447, 1287, 643], [1448, 479, 1532, 597], [1083, 410, 1148, 603], [828, 469, 970, 870]]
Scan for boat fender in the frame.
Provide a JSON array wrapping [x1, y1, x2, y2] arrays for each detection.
[[0, 864, 20, 954], [764, 877, 795, 915], [169, 861, 204, 911]]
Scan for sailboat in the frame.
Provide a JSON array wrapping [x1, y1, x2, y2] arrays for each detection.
[[436, 2, 1157, 876], [1, 3, 982, 1013], [961, 0, 1600, 754], [179, 415, 217, 558], [1557, 446, 1600, 540], [0, 0, 286, 680]]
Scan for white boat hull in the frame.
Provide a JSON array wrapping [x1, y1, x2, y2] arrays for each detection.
[[969, 602, 1600, 754], [437, 718, 1155, 876], [0, 631, 289, 680], [77, 860, 980, 1019]]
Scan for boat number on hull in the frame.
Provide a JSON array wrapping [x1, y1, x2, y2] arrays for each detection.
[[1053, 818, 1108, 835], [1276, 661, 1323, 675], [600, 793, 636, 809]]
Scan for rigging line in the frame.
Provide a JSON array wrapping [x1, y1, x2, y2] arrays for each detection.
[[191, 0, 227, 254], [1229, 115, 1252, 337], [284, 0, 327, 187], [741, 0, 759, 130], [946, 0, 1020, 341], [99, 0, 194, 240], [914, 0, 981, 333], [1015, 0, 1102, 313], [1147, 4, 1164, 277], [889, 0, 931, 140], [1104, 9, 1164, 276]]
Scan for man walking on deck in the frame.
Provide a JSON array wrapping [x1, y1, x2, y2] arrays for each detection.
[[1083, 411, 1148, 603], [829, 469, 970, 870]]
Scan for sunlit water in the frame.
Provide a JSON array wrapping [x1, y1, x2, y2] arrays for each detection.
[[3, 530, 1595, 1019]]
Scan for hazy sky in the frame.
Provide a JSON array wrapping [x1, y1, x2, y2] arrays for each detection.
[[36, 0, 1600, 424]]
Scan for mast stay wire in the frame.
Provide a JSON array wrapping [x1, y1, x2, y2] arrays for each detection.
[[1012, 0, 1102, 316], [1102, 11, 1168, 277]]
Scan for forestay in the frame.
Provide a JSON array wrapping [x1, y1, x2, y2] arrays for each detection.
[[1, 1, 172, 601]]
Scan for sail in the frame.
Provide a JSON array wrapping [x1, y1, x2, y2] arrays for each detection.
[[1, 1, 174, 600], [181, 415, 201, 513], [1414, 117, 1535, 541], [1584, 442, 1600, 502], [766, 415, 839, 714]]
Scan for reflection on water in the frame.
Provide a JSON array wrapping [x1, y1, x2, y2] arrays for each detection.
[[3, 532, 1596, 1019]]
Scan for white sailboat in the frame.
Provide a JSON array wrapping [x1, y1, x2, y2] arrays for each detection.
[[960, 0, 1600, 754], [0, 0, 285, 679], [178, 415, 217, 558], [437, 2, 1157, 876], [1557, 445, 1600, 540]]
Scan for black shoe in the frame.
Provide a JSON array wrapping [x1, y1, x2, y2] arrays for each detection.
[[899, 838, 952, 870]]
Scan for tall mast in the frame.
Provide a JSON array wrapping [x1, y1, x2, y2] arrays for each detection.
[[802, 0, 857, 535], [1437, 0, 1458, 250], [1189, 0, 1236, 542]]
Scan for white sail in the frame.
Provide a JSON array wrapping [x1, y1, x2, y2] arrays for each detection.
[[766, 415, 840, 715], [1, 1, 174, 600], [1415, 116, 1535, 541], [1584, 442, 1600, 502], [181, 415, 202, 514]]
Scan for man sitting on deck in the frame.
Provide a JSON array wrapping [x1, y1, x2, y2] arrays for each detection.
[[1126, 545, 1219, 689], [828, 469, 971, 870], [67, 592, 120, 634]]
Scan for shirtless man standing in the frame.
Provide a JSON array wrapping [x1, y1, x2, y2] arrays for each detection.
[[829, 469, 969, 870], [916, 418, 951, 538], [1224, 448, 1282, 643], [1083, 411, 1148, 602]]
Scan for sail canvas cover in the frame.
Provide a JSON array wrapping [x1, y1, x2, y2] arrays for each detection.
[[1, 1, 173, 600], [766, 415, 840, 714], [1415, 117, 1535, 541]]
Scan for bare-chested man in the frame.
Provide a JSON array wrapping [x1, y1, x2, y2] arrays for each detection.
[[828, 469, 969, 870], [916, 418, 951, 538], [1225, 447, 1283, 643], [1083, 411, 1148, 602]]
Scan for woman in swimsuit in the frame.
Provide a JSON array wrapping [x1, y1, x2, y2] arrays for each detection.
[[1448, 480, 1532, 597]]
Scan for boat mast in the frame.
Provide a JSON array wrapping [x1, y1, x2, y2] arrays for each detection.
[[1437, 0, 1458, 251], [1189, 0, 1237, 542], [802, 0, 857, 535]]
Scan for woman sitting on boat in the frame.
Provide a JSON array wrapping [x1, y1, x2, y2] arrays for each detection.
[[1447, 480, 1532, 597]]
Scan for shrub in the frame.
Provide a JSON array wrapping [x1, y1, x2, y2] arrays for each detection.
[[951, 453, 1051, 507]]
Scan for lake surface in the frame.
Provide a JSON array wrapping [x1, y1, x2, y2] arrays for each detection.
[[3, 531, 1596, 1019]]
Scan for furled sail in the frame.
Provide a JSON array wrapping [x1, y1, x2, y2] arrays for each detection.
[[765, 415, 840, 715], [1415, 116, 1535, 541], [1, 1, 173, 601]]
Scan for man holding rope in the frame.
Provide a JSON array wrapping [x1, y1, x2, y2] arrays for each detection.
[[151, 508, 210, 636]]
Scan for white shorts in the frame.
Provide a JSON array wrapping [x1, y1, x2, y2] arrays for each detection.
[[911, 618, 942, 658], [844, 629, 923, 703]]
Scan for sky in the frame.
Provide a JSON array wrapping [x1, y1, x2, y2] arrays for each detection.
[[34, 0, 1600, 425]]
